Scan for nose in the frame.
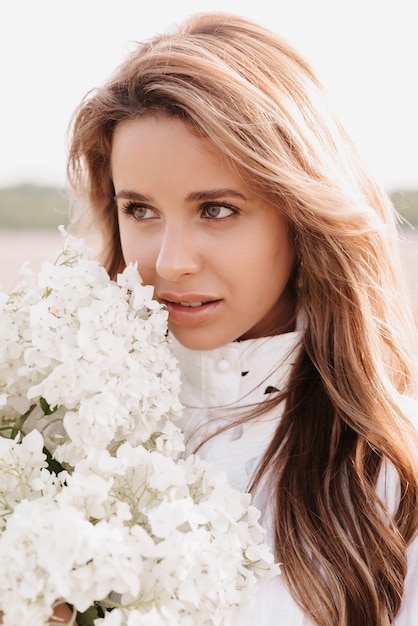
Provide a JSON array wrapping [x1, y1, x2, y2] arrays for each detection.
[[155, 222, 202, 281]]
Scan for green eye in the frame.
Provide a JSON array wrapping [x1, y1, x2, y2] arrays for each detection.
[[122, 202, 156, 219], [203, 204, 235, 219], [132, 206, 148, 219]]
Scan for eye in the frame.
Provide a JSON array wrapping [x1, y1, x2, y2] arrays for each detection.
[[120, 201, 157, 220], [202, 203, 236, 219]]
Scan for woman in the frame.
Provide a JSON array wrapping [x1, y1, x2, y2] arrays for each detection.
[[67, 12, 418, 626]]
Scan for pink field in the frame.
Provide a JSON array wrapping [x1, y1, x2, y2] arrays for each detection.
[[0, 230, 64, 292], [0, 228, 417, 311]]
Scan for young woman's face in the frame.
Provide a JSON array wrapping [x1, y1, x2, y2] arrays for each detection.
[[112, 116, 296, 350]]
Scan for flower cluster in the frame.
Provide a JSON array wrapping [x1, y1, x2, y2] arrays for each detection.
[[0, 231, 279, 626]]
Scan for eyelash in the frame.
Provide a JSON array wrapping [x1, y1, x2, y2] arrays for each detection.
[[201, 202, 237, 219], [119, 201, 238, 221], [120, 202, 156, 220]]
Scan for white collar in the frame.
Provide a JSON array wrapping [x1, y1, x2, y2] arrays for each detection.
[[170, 328, 303, 408]]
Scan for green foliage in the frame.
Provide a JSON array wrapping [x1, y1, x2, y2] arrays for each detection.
[[39, 396, 58, 415], [1, 183, 417, 229], [0, 183, 70, 229], [75, 604, 106, 626], [43, 447, 65, 476], [390, 189, 418, 226]]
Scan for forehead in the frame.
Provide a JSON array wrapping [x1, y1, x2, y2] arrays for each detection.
[[114, 111, 202, 144], [111, 113, 284, 215], [112, 116, 245, 188]]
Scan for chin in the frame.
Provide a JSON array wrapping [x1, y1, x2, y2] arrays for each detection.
[[169, 327, 232, 352]]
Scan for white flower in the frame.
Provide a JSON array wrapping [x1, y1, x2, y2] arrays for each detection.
[[0, 431, 60, 530], [0, 231, 279, 624]]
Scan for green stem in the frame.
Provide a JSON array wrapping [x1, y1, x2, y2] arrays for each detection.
[[10, 404, 37, 439]]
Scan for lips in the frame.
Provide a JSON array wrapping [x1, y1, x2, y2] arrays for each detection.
[[158, 294, 221, 326], [158, 292, 219, 307], [179, 301, 204, 307]]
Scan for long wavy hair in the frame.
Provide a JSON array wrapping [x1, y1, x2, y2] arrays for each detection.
[[67, 12, 418, 625]]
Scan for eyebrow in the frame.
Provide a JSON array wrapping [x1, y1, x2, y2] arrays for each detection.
[[114, 188, 248, 202]]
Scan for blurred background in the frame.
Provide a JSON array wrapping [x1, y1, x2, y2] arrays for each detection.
[[0, 0, 417, 306]]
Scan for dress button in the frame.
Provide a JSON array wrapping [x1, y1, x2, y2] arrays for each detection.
[[216, 358, 230, 372], [230, 424, 244, 441]]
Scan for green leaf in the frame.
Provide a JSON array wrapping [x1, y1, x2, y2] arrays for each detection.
[[10, 404, 36, 438], [43, 447, 64, 475], [40, 397, 58, 416], [75, 604, 103, 626]]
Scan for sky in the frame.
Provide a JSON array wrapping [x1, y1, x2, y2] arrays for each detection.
[[1, 0, 417, 192]]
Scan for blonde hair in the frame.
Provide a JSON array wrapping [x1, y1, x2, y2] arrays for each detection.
[[67, 12, 418, 625]]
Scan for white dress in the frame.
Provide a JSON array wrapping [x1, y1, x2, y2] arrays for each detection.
[[170, 329, 418, 625]]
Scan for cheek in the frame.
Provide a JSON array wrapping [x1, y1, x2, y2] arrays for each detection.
[[118, 227, 134, 265], [249, 232, 294, 279], [119, 229, 156, 282], [255, 235, 295, 298]]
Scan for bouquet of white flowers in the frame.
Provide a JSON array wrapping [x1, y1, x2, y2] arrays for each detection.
[[0, 230, 279, 626]]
